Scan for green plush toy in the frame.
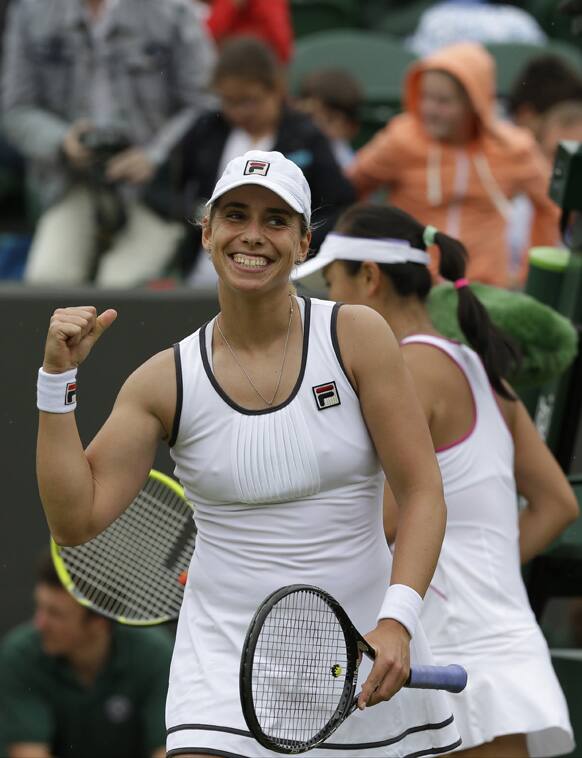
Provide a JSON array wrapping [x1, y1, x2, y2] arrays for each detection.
[[427, 282, 578, 388]]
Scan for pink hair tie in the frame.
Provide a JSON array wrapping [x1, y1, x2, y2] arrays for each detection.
[[454, 277, 469, 290]]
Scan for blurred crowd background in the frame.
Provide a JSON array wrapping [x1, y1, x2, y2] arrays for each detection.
[[0, 0, 581, 292]]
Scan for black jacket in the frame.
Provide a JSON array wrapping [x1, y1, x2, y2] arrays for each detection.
[[165, 106, 356, 274]]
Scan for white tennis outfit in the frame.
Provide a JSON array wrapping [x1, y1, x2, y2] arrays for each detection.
[[166, 298, 461, 758], [401, 335, 574, 757]]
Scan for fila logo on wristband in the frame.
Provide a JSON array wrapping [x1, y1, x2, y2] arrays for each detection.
[[65, 381, 77, 405], [312, 381, 340, 410], [244, 159, 270, 176]]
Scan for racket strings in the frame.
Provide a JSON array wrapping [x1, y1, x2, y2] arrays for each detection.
[[58, 478, 195, 621], [252, 590, 349, 748]]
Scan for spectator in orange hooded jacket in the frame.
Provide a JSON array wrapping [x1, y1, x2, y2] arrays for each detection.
[[347, 42, 560, 288]]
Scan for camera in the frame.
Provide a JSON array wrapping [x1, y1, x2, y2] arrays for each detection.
[[79, 127, 131, 164]]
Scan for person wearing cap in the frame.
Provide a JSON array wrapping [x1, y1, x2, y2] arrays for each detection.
[[34, 149, 462, 757], [294, 202, 577, 758]]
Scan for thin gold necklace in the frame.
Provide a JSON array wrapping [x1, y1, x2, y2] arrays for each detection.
[[216, 296, 295, 407]]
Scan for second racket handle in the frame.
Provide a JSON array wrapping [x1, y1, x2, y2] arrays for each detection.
[[406, 664, 468, 693]]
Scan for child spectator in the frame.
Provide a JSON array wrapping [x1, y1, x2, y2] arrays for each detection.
[[174, 37, 355, 285], [348, 42, 560, 288], [507, 54, 582, 139], [295, 68, 363, 169]]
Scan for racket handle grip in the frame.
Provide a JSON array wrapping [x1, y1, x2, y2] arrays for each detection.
[[406, 664, 467, 693]]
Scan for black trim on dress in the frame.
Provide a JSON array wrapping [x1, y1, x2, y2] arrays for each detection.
[[330, 302, 358, 394], [166, 713, 457, 752], [198, 296, 312, 416], [168, 343, 183, 448], [167, 750, 249, 758]]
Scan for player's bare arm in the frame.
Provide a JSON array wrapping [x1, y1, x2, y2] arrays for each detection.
[[37, 307, 176, 546], [508, 397, 579, 563]]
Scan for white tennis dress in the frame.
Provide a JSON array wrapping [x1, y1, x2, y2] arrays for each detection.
[[165, 298, 461, 758], [401, 335, 574, 757]]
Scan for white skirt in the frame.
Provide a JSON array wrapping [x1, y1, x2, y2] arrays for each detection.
[[166, 562, 461, 757], [432, 628, 574, 756]]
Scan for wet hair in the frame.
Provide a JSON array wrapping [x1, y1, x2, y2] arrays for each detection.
[[507, 55, 582, 117], [334, 203, 521, 400], [298, 68, 363, 123], [211, 36, 282, 91]]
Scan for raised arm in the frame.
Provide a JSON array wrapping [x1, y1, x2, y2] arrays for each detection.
[[336, 305, 446, 707], [37, 307, 175, 546]]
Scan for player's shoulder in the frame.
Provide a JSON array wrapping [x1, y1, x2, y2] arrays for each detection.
[[336, 303, 395, 339]]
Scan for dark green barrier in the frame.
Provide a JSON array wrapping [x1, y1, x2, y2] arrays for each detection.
[[0, 285, 218, 637]]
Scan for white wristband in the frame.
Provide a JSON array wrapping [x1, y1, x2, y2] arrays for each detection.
[[37, 367, 78, 413], [376, 584, 423, 638]]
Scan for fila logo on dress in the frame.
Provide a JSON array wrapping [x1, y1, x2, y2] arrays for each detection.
[[313, 381, 340, 411], [244, 159, 270, 176]]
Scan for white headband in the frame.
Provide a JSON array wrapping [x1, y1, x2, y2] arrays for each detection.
[[291, 232, 430, 284], [320, 233, 430, 265]]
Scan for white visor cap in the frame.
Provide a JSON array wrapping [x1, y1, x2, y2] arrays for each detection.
[[292, 233, 430, 289], [206, 149, 312, 226]]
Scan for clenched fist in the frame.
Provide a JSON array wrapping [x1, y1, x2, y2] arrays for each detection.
[[43, 306, 117, 374]]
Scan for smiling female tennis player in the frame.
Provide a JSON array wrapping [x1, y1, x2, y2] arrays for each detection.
[[36, 150, 461, 758], [294, 202, 578, 758]]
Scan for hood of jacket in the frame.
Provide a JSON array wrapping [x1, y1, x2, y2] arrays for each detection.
[[404, 42, 497, 137]]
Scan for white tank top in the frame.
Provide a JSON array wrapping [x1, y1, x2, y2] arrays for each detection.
[[169, 297, 388, 618], [400, 334, 536, 654]]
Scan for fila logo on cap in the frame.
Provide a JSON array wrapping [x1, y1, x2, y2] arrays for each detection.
[[244, 159, 270, 176], [313, 381, 340, 411], [65, 381, 77, 406]]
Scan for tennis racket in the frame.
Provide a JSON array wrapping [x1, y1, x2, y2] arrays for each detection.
[[51, 469, 195, 625], [240, 584, 467, 754]]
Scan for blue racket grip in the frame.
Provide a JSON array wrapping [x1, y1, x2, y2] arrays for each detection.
[[406, 664, 467, 693]]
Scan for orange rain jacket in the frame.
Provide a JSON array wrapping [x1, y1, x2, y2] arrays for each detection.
[[348, 42, 560, 287]]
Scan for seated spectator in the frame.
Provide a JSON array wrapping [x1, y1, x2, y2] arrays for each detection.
[[348, 42, 560, 288], [295, 68, 363, 169], [507, 94, 582, 278], [206, 0, 293, 63], [0, 551, 173, 758], [407, 0, 546, 56], [174, 37, 356, 286], [1, 0, 216, 288], [507, 55, 582, 139]]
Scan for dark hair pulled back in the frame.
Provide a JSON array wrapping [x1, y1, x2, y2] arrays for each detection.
[[334, 203, 520, 400]]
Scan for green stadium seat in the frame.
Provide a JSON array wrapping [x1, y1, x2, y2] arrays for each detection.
[[375, 0, 435, 38], [290, 0, 358, 39], [289, 30, 416, 109], [485, 41, 582, 100]]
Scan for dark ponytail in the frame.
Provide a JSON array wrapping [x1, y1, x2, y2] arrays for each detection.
[[432, 228, 520, 400], [334, 203, 521, 400]]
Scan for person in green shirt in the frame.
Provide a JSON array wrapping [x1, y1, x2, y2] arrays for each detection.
[[0, 551, 172, 758]]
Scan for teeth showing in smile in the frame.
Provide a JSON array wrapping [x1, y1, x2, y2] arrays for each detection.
[[232, 254, 269, 269]]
